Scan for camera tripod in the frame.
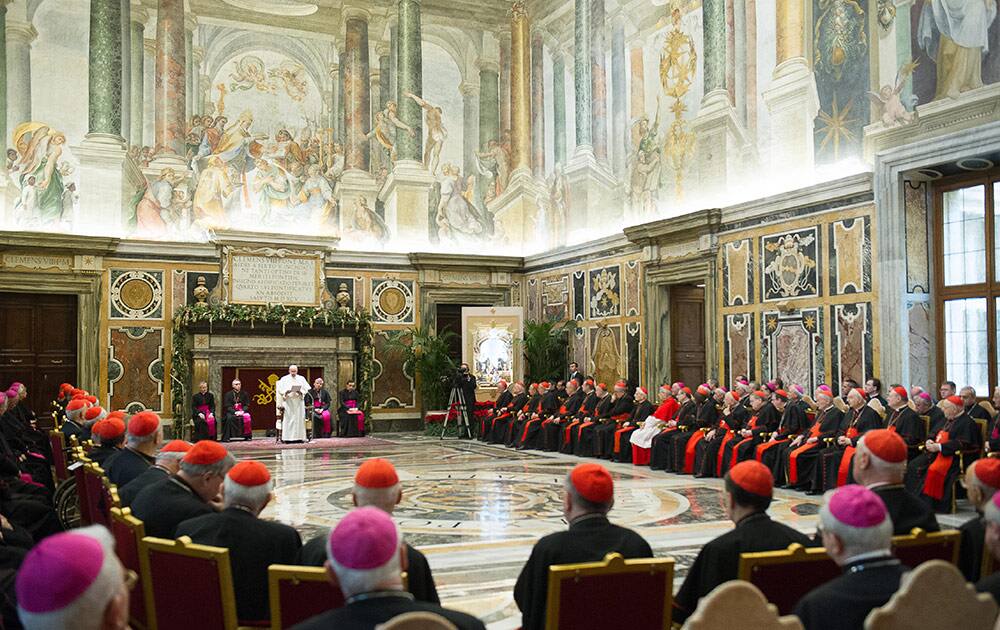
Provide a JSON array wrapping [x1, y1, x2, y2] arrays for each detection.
[[441, 385, 473, 439]]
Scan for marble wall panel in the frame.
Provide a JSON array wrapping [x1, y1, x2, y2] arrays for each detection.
[[541, 275, 570, 321], [511, 280, 522, 307], [171, 270, 186, 313], [762, 307, 823, 391], [589, 324, 622, 387], [624, 260, 641, 316], [908, 301, 931, 390], [831, 302, 873, 386], [626, 323, 641, 386], [723, 239, 753, 306], [109, 269, 164, 320], [108, 326, 164, 413], [572, 326, 589, 375], [526, 279, 539, 321], [829, 216, 871, 295], [572, 271, 586, 321], [905, 181, 930, 293], [589, 265, 622, 319], [724, 313, 754, 386], [760, 227, 820, 301], [372, 331, 416, 408]]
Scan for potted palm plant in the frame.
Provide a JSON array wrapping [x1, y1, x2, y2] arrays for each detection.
[[521, 319, 577, 383], [384, 323, 457, 416]]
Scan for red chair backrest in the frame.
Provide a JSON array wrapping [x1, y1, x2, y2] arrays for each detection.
[[49, 432, 68, 481], [111, 509, 147, 629], [142, 537, 236, 630], [555, 571, 666, 629], [891, 529, 961, 569], [74, 463, 92, 526], [84, 466, 110, 527], [739, 545, 840, 616], [269, 567, 344, 629]]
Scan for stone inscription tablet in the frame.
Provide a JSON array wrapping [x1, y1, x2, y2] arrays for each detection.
[[228, 252, 321, 306]]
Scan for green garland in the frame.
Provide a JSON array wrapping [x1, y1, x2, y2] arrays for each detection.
[[170, 303, 375, 433]]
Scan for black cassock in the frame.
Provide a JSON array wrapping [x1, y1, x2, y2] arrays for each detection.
[[870, 483, 939, 536], [221, 389, 252, 442], [118, 465, 169, 507], [611, 399, 654, 462], [191, 391, 218, 441], [775, 406, 846, 491], [508, 394, 540, 447], [959, 515, 985, 582], [488, 391, 524, 444], [904, 412, 978, 511], [176, 507, 302, 622], [757, 403, 808, 475], [104, 447, 154, 488], [513, 514, 652, 630], [129, 475, 214, 539], [299, 534, 440, 604], [561, 391, 598, 454], [543, 389, 584, 452], [594, 395, 634, 459], [977, 572, 1000, 605], [649, 401, 697, 471], [886, 405, 926, 459], [818, 405, 883, 491], [694, 405, 749, 478], [669, 399, 720, 474], [794, 556, 906, 630], [304, 387, 333, 438], [673, 512, 814, 623], [722, 402, 781, 470], [481, 389, 513, 442], [573, 395, 612, 457], [338, 388, 365, 437], [520, 391, 560, 450]]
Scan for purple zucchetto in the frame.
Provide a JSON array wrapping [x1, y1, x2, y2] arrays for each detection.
[[827, 484, 887, 529]]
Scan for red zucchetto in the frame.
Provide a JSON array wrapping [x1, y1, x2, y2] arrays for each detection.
[[570, 463, 614, 504], [182, 440, 229, 465], [729, 460, 773, 498], [127, 411, 160, 437], [227, 461, 271, 487], [354, 458, 400, 489]]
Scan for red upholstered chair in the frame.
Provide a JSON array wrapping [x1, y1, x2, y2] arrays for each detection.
[[48, 430, 69, 482], [544, 552, 674, 630], [73, 456, 94, 526], [111, 507, 148, 630], [890, 528, 960, 568], [139, 536, 238, 630], [83, 463, 111, 527], [267, 565, 344, 630], [738, 544, 840, 615]]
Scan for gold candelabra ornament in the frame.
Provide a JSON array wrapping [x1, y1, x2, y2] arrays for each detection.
[[659, 5, 697, 200]]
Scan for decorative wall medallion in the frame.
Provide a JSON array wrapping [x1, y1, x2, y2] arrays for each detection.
[[761, 228, 819, 301], [371, 279, 414, 324], [110, 270, 164, 319], [589, 266, 621, 319]]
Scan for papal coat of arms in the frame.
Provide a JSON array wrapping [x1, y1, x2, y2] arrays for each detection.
[[763, 232, 817, 299]]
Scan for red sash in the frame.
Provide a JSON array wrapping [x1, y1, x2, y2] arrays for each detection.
[[576, 421, 594, 440], [520, 418, 539, 442], [683, 431, 705, 473], [835, 427, 861, 486], [197, 404, 216, 438], [788, 422, 823, 483], [564, 420, 581, 443], [923, 430, 953, 500], [717, 431, 736, 476], [613, 425, 634, 454], [755, 437, 786, 461]]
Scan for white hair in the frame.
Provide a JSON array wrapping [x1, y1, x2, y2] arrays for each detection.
[[353, 483, 401, 513], [819, 490, 893, 559], [179, 452, 236, 478], [155, 451, 186, 464], [985, 497, 1000, 526], [855, 437, 906, 479], [327, 519, 403, 598], [968, 461, 1000, 503], [18, 526, 122, 630], [223, 477, 272, 511], [126, 427, 161, 449]]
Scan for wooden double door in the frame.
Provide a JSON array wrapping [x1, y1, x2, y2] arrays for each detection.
[[669, 285, 706, 387], [0, 292, 78, 423]]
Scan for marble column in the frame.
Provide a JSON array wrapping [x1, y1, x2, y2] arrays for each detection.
[[510, 5, 531, 175], [478, 60, 500, 148], [589, 0, 607, 162], [6, 20, 36, 137], [88, 0, 123, 139], [153, 0, 187, 162], [192, 46, 204, 116], [530, 32, 544, 178], [143, 37, 155, 147], [610, 20, 626, 177], [499, 29, 511, 135], [184, 17, 195, 120], [762, 0, 818, 178], [337, 50, 346, 144], [377, 44, 391, 113], [396, 0, 423, 164], [0, 4, 8, 159], [129, 7, 146, 148], [692, 0, 748, 199], [388, 21, 398, 109], [329, 61, 340, 139], [552, 50, 567, 167], [573, 0, 592, 150], [460, 81, 479, 177], [342, 9, 371, 171], [629, 46, 644, 147], [77, 0, 142, 233], [120, 0, 131, 143]]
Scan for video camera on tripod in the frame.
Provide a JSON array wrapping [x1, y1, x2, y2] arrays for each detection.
[[441, 365, 475, 439]]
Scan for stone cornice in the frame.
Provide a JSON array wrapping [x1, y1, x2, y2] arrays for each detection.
[[522, 232, 637, 273], [624, 208, 723, 248], [0, 231, 119, 255], [209, 230, 340, 254], [408, 252, 523, 274]]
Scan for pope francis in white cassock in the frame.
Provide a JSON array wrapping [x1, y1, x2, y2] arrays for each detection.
[[277, 365, 310, 443]]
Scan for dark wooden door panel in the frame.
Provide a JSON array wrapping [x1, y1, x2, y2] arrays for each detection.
[[670, 285, 706, 384], [36, 300, 77, 356]]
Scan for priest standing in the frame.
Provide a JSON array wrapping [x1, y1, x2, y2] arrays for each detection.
[[276, 365, 309, 443]]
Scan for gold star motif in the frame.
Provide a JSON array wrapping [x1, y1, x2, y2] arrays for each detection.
[[816, 94, 857, 159], [804, 314, 816, 331], [767, 317, 778, 331]]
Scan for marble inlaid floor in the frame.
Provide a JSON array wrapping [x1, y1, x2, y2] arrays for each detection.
[[246, 435, 974, 628]]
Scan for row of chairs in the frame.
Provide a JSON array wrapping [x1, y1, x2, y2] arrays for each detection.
[[55, 432, 344, 630], [542, 528, 964, 629]]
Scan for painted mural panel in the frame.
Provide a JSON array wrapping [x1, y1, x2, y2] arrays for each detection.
[[108, 326, 164, 413]]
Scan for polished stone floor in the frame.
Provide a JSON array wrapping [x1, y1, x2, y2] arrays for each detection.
[[245, 434, 895, 628]]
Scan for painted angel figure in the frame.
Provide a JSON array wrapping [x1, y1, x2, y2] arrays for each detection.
[[11, 123, 67, 225], [868, 60, 919, 127]]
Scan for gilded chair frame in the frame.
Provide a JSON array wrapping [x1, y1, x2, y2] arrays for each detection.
[[111, 507, 147, 630], [48, 430, 68, 482], [139, 536, 239, 630], [737, 543, 833, 582], [891, 528, 961, 566], [544, 552, 675, 630], [267, 564, 333, 630]]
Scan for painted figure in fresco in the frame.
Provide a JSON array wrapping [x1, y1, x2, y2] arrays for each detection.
[[18, 177, 37, 223], [60, 182, 78, 225], [272, 129, 307, 172], [268, 60, 308, 102], [403, 91, 447, 175], [136, 168, 183, 237], [543, 166, 569, 249], [436, 163, 487, 242], [229, 55, 275, 94], [868, 60, 920, 126], [476, 139, 510, 201], [193, 156, 234, 229], [253, 159, 297, 222], [918, 0, 998, 99], [628, 101, 663, 216], [345, 197, 390, 244], [11, 123, 67, 226], [369, 101, 416, 165], [325, 142, 345, 184], [299, 164, 337, 226]]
